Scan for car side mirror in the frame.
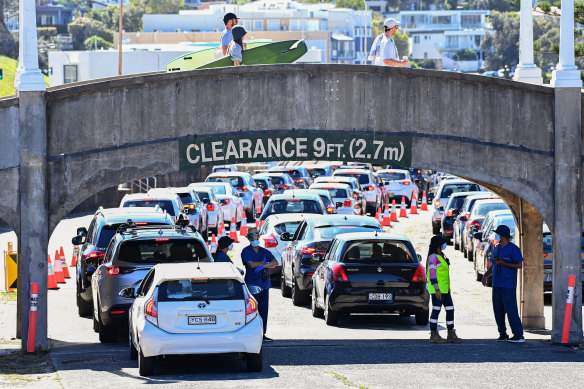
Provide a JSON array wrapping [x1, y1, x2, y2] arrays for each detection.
[[71, 235, 85, 245], [312, 253, 324, 262], [77, 227, 88, 237], [437, 206, 444, 212], [473, 232, 483, 240], [280, 232, 292, 241], [247, 284, 263, 296], [119, 287, 135, 299]]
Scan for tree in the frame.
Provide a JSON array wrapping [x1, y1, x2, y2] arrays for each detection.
[[68, 17, 114, 50], [480, 11, 519, 70], [454, 49, 477, 61], [336, 0, 365, 10], [84, 35, 113, 50]]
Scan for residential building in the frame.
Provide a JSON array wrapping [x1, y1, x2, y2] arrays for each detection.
[[36, 4, 74, 27]]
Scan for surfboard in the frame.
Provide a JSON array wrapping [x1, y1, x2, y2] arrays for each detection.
[[166, 41, 271, 72], [196, 40, 308, 69]]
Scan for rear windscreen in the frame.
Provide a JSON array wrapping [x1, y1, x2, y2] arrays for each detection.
[[316, 188, 349, 198], [334, 172, 369, 185], [123, 200, 175, 216], [200, 185, 226, 195], [177, 193, 195, 205], [264, 200, 322, 216], [195, 191, 210, 201], [447, 196, 467, 210], [440, 184, 481, 198], [255, 179, 269, 189], [274, 221, 302, 235], [158, 279, 244, 302], [308, 168, 326, 177], [269, 176, 287, 185], [272, 169, 302, 179], [207, 176, 244, 188], [318, 195, 333, 207], [315, 225, 379, 240], [342, 241, 415, 263], [116, 239, 209, 264], [379, 172, 407, 181], [473, 203, 509, 217]]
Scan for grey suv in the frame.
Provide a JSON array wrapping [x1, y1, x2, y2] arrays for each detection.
[[91, 222, 212, 343]]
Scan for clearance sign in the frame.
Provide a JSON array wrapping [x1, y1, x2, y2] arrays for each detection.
[[179, 132, 412, 170]]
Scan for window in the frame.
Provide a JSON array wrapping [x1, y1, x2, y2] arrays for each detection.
[[306, 19, 319, 31], [446, 36, 458, 49], [289, 19, 302, 31], [253, 19, 264, 31], [159, 279, 244, 301], [115, 239, 209, 265], [63, 65, 78, 84], [432, 16, 451, 25], [123, 199, 175, 216], [414, 36, 420, 44], [424, 52, 428, 59], [267, 19, 280, 31], [342, 241, 415, 264], [462, 15, 481, 26], [242, 20, 252, 31]]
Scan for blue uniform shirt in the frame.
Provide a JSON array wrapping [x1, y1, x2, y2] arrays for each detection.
[[221, 29, 232, 47], [214, 250, 233, 263], [490, 242, 523, 288], [241, 246, 274, 290]]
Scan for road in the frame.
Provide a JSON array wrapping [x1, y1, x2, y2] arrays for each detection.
[[1, 209, 584, 388]]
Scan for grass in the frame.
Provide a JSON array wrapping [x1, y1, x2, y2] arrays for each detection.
[[0, 55, 50, 98], [0, 291, 17, 302], [327, 370, 369, 389], [0, 350, 57, 386]]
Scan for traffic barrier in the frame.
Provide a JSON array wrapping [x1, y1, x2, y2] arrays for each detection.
[[410, 195, 418, 214], [421, 191, 428, 211], [240, 211, 248, 236], [53, 250, 65, 284], [27, 283, 39, 353], [47, 256, 58, 290], [561, 275, 576, 344], [209, 234, 217, 254], [399, 197, 408, 218], [382, 204, 391, 227], [390, 200, 398, 222], [59, 247, 70, 279], [229, 217, 238, 242]]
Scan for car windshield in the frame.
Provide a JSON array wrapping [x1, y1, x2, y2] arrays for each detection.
[[158, 279, 244, 301], [473, 202, 509, 217], [269, 176, 288, 185], [342, 241, 415, 263], [308, 168, 327, 177], [441, 183, 482, 198], [314, 225, 379, 240], [123, 200, 175, 216], [379, 172, 407, 181], [272, 169, 302, 179], [447, 196, 467, 210], [115, 239, 208, 264], [177, 193, 195, 205], [334, 172, 369, 185], [207, 176, 244, 188], [263, 199, 322, 216], [273, 221, 302, 235]]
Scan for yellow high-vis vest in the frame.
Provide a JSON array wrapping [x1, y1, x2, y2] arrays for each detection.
[[427, 254, 450, 294]]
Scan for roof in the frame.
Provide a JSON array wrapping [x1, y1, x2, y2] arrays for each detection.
[[437, 179, 478, 188], [263, 213, 307, 224], [153, 262, 244, 283], [310, 183, 351, 189], [377, 169, 409, 174], [314, 176, 357, 183], [304, 214, 381, 227], [148, 187, 193, 195], [333, 231, 409, 242], [448, 191, 486, 198], [283, 189, 331, 197], [267, 192, 322, 201], [207, 172, 251, 177], [118, 226, 202, 241], [96, 208, 173, 224], [121, 192, 181, 201]]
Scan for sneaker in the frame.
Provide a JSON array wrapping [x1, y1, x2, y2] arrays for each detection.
[[497, 334, 509, 341], [263, 336, 274, 343], [506, 335, 525, 343]]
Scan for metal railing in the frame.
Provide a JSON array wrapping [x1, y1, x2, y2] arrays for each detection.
[[118, 176, 157, 194]]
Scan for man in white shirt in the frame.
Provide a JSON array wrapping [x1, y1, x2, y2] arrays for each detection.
[[374, 18, 408, 67]]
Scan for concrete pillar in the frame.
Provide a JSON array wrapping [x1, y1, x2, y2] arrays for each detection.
[[518, 199, 545, 329], [513, 0, 543, 84], [552, 87, 582, 345], [17, 91, 49, 351], [550, 0, 582, 87], [14, 0, 46, 92]]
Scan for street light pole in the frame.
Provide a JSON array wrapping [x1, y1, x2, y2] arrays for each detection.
[[118, 0, 123, 76]]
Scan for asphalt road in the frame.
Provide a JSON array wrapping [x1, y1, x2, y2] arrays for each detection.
[[1, 210, 584, 388]]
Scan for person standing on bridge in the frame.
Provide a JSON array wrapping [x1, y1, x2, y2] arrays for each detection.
[[228, 26, 247, 66], [482, 225, 525, 343], [373, 18, 408, 67], [427, 235, 463, 343], [221, 13, 240, 56]]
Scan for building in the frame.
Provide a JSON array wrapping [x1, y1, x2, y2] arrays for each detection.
[[399, 9, 490, 71], [36, 4, 74, 27]]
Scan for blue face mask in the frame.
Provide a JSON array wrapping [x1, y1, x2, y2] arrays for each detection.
[[442, 243, 447, 251], [495, 234, 501, 242], [250, 240, 260, 247]]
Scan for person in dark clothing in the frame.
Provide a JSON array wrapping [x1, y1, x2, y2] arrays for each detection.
[[213, 236, 235, 263]]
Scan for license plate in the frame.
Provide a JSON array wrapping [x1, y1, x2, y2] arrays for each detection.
[[188, 315, 216, 325], [368, 293, 393, 302]]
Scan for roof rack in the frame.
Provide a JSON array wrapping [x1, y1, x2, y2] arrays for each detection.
[[116, 218, 198, 236]]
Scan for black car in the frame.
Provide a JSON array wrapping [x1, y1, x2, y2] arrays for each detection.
[[71, 207, 174, 317], [311, 232, 429, 326], [268, 166, 313, 188], [280, 215, 381, 306]]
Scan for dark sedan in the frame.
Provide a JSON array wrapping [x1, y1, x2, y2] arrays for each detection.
[[311, 232, 429, 326]]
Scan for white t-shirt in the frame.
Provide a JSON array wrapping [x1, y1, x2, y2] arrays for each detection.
[[375, 36, 399, 66]]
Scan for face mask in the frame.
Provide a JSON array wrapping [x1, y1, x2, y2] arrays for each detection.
[[228, 244, 234, 250], [442, 243, 447, 250], [495, 234, 501, 241], [250, 240, 260, 247]]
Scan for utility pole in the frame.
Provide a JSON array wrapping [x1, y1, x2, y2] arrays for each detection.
[[118, 0, 123, 76]]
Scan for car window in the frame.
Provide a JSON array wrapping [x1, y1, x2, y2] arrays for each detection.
[[314, 225, 380, 240], [334, 172, 371, 185], [440, 183, 482, 198], [104, 239, 116, 263], [200, 185, 226, 195], [300, 226, 313, 241], [158, 279, 244, 301], [115, 239, 209, 265], [137, 268, 155, 296], [342, 241, 415, 264], [96, 225, 119, 249], [255, 179, 268, 189], [86, 218, 97, 244], [264, 199, 323, 216], [176, 193, 195, 205], [195, 191, 210, 201], [326, 239, 339, 260], [316, 187, 349, 198], [123, 199, 175, 216], [472, 203, 509, 217], [259, 219, 270, 235], [379, 172, 407, 181], [207, 176, 245, 188], [274, 222, 302, 235], [318, 195, 333, 208], [293, 222, 306, 241], [272, 169, 302, 179], [543, 233, 552, 250], [447, 196, 467, 210]]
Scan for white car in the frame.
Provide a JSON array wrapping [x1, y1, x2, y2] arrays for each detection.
[[282, 189, 337, 214], [147, 187, 208, 236], [376, 169, 419, 206], [119, 193, 186, 224], [205, 172, 264, 221], [125, 262, 263, 376], [432, 179, 483, 234], [309, 183, 359, 214], [190, 186, 224, 233], [189, 182, 244, 225], [258, 213, 305, 276], [312, 176, 367, 211], [332, 168, 381, 215]]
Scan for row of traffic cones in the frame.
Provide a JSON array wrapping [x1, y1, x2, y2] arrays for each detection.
[[47, 246, 75, 290], [207, 210, 260, 253], [374, 190, 431, 229]]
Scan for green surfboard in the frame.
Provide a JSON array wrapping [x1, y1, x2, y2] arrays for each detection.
[[197, 40, 307, 69], [166, 41, 271, 72]]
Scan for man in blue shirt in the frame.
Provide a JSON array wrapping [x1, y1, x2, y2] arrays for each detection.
[[221, 13, 239, 56], [241, 227, 278, 342], [482, 225, 524, 342]]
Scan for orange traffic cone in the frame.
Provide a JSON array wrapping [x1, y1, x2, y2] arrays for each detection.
[[390, 199, 398, 222], [375, 207, 381, 223], [47, 255, 59, 290], [410, 192, 418, 215], [240, 212, 248, 237], [255, 219, 260, 229], [382, 204, 391, 227], [70, 246, 77, 267], [421, 191, 428, 211], [60, 246, 70, 278], [209, 234, 217, 254], [256, 203, 262, 217], [229, 217, 239, 242], [218, 219, 225, 237], [53, 250, 65, 284], [399, 196, 408, 218]]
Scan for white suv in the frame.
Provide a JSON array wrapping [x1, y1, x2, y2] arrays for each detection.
[[125, 262, 264, 376], [377, 169, 418, 206], [332, 168, 381, 215], [120, 193, 186, 224]]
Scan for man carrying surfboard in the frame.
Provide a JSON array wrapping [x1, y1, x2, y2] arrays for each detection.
[[221, 12, 240, 56]]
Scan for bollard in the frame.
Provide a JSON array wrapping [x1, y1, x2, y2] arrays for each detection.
[[561, 275, 576, 344], [27, 283, 39, 353]]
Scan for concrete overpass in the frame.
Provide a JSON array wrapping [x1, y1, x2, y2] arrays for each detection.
[[0, 64, 581, 348]]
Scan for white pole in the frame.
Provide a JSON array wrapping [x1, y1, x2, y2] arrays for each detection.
[[513, 0, 542, 85], [550, 0, 582, 87], [14, 0, 46, 92]]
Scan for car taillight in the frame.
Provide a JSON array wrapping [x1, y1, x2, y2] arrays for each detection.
[[353, 192, 359, 198], [264, 189, 272, 197], [184, 204, 195, 209], [206, 203, 215, 211], [220, 199, 230, 206], [400, 180, 411, 186], [245, 290, 258, 323], [264, 233, 278, 248], [435, 199, 440, 206], [411, 264, 427, 283], [301, 247, 316, 255], [87, 251, 105, 259], [363, 186, 374, 191], [344, 199, 352, 207], [278, 185, 289, 190], [238, 186, 248, 192], [145, 287, 158, 326], [326, 206, 335, 213], [469, 220, 481, 229], [446, 209, 454, 217], [331, 263, 349, 282], [106, 266, 136, 275], [463, 212, 470, 219], [543, 253, 548, 258]]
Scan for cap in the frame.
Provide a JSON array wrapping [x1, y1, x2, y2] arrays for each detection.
[[246, 226, 259, 238], [384, 18, 400, 29], [494, 225, 512, 239], [429, 235, 446, 251], [217, 236, 235, 250], [232, 25, 247, 41], [223, 12, 239, 24]]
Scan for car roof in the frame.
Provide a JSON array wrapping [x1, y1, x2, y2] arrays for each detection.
[[117, 226, 202, 241], [488, 210, 514, 218], [448, 191, 485, 198], [303, 214, 381, 227], [465, 193, 497, 200], [152, 262, 244, 284], [284, 189, 331, 197], [207, 172, 250, 177], [438, 179, 476, 188], [263, 213, 307, 224], [333, 231, 409, 243], [315, 176, 357, 182], [95, 207, 172, 223], [121, 193, 181, 202], [377, 169, 409, 174], [267, 192, 323, 201], [333, 168, 370, 174], [148, 187, 193, 195], [473, 199, 506, 206], [310, 183, 350, 189], [191, 182, 229, 188]]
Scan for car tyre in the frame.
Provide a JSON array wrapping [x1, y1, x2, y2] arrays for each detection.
[[97, 300, 117, 343], [311, 286, 324, 318], [138, 348, 155, 376], [246, 349, 263, 372], [129, 334, 138, 361], [467, 247, 473, 262], [454, 235, 460, 251], [432, 224, 440, 235], [324, 293, 339, 326], [291, 278, 307, 306], [415, 308, 429, 325], [280, 272, 291, 298], [463, 245, 468, 258], [77, 289, 92, 317]]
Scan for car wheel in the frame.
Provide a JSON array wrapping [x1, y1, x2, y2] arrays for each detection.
[[432, 225, 441, 235], [467, 247, 474, 262], [311, 286, 324, 318], [246, 349, 263, 372], [415, 308, 429, 325], [291, 277, 307, 306], [129, 333, 138, 360], [138, 347, 155, 376], [463, 245, 468, 258], [324, 293, 339, 326], [280, 271, 291, 298], [97, 299, 117, 343], [454, 235, 460, 251], [77, 289, 92, 317]]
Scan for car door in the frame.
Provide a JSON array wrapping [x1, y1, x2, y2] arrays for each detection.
[[285, 222, 307, 285], [315, 239, 338, 303], [131, 268, 155, 338]]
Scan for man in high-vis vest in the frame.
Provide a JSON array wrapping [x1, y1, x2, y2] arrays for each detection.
[[427, 235, 463, 343]]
